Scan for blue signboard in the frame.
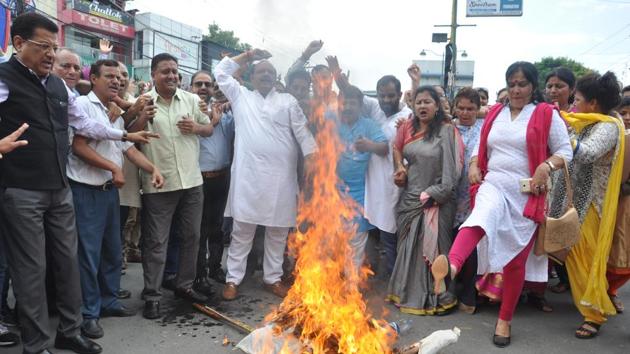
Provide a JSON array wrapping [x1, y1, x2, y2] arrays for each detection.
[[466, 0, 523, 17]]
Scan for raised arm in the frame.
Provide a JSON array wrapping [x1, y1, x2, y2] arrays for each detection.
[[287, 40, 323, 77], [215, 49, 272, 103]]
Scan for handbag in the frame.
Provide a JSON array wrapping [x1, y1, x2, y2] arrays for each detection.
[[534, 160, 581, 264]]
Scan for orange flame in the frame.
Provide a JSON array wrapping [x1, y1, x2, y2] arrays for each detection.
[[263, 92, 396, 353]]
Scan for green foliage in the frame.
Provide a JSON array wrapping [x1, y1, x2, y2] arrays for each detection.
[[534, 57, 598, 89], [204, 22, 252, 51]]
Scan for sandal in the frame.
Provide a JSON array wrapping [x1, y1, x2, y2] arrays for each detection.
[[431, 255, 451, 295], [575, 321, 600, 339], [527, 293, 553, 313], [610, 294, 624, 314], [549, 282, 570, 294]]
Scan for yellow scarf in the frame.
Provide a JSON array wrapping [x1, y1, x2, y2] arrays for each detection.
[[562, 111, 625, 314]]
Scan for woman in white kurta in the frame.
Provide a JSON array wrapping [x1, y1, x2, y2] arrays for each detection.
[[431, 62, 572, 348]]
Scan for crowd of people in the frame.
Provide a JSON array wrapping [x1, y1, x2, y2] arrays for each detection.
[[1, 12, 630, 354]]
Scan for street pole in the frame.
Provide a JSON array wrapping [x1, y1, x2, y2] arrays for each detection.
[[435, 1, 475, 98], [450, 0, 458, 98]]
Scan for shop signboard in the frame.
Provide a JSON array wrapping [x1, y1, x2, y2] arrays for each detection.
[[73, 0, 134, 26], [71, 10, 135, 38], [71, 0, 134, 38], [466, 0, 523, 17], [154, 33, 199, 69]]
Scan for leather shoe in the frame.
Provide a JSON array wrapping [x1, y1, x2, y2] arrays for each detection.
[[80, 319, 103, 339], [55, 334, 102, 354], [174, 287, 208, 303], [209, 268, 227, 284], [116, 289, 131, 299], [100, 305, 136, 317], [263, 281, 289, 298], [193, 277, 214, 297], [37, 350, 54, 354], [143, 301, 160, 320], [222, 282, 238, 301]]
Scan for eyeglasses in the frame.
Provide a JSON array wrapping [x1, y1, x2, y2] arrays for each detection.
[[26, 39, 59, 53], [58, 63, 81, 72], [193, 81, 212, 88]]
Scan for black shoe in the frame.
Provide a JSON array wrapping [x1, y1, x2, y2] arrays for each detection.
[[0, 330, 20, 347], [492, 324, 511, 348], [174, 287, 208, 303], [80, 319, 103, 339], [161, 275, 176, 291], [209, 268, 227, 284], [37, 350, 54, 354], [54, 334, 102, 354], [143, 301, 160, 320], [0, 308, 18, 327], [193, 277, 215, 296], [116, 289, 131, 299], [100, 305, 136, 317]]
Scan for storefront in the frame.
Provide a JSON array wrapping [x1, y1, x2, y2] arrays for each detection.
[[58, 0, 134, 66]]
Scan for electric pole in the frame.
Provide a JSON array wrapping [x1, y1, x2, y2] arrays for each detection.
[[435, 0, 475, 98]]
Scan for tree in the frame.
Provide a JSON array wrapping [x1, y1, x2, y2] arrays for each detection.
[[204, 22, 252, 52], [534, 57, 598, 90]]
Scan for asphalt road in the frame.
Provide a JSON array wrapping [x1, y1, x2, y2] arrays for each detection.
[[4, 250, 630, 354]]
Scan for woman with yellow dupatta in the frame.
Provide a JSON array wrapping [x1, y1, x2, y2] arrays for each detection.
[[548, 71, 624, 339]]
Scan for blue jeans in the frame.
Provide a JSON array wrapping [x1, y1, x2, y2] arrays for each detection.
[[72, 183, 123, 319], [380, 230, 397, 276]]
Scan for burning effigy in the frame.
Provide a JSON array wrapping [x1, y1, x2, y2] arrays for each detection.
[[233, 91, 460, 354]]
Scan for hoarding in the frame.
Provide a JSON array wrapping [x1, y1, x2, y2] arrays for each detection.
[[466, 0, 523, 17]]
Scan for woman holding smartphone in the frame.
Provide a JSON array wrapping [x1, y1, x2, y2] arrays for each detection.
[[431, 61, 572, 347]]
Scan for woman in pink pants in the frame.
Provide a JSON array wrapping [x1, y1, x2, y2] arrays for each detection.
[[431, 61, 572, 348]]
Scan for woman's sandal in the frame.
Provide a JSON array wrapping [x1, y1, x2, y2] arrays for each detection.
[[549, 282, 570, 294], [610, 295, 624, 314], [493, 323, 511, 348], [575, 321, 600, 339], [527, 293, 553, 313], [431, 255, 451, 295]]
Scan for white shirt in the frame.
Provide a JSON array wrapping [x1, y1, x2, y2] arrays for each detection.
[[66, 92, 133, 186], [362, 96, 412, 233], [0, 58, 123, 140], [215, 57, 317, 227]]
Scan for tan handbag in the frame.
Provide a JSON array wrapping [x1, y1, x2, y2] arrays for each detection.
[[534, 161, 581, 264]]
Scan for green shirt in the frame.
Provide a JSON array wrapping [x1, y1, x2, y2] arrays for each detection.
[[140, 88, 210, 193]]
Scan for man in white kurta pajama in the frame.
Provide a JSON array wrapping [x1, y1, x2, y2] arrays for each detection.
[[215, 51, 317, 299]]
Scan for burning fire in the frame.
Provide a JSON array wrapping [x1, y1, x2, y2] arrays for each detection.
[[263, 93, 397, 353]]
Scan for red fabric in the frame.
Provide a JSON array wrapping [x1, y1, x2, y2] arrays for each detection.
[[393, 114, 420, 152], [449, 226, 485, 271], [469, 103, 555, 223], [606, 271, 630, 296], [499, 236, 536, 321]]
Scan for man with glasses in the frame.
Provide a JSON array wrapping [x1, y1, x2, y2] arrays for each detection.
[[191, 71, 234, 289], [0, 13, 156, 354]]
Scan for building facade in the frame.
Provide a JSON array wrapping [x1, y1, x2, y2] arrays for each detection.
[[58, 0, 134, 66], [133, 12, 202, 86]]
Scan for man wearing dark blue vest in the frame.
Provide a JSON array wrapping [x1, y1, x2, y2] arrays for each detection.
[[0, 13, 156, 354]]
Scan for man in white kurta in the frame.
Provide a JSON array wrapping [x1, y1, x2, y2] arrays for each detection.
[[215, 51, 317, 299], [362, 76, 412, 275]]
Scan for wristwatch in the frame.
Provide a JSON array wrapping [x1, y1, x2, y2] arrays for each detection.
[[121, 130, 128, 142]]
